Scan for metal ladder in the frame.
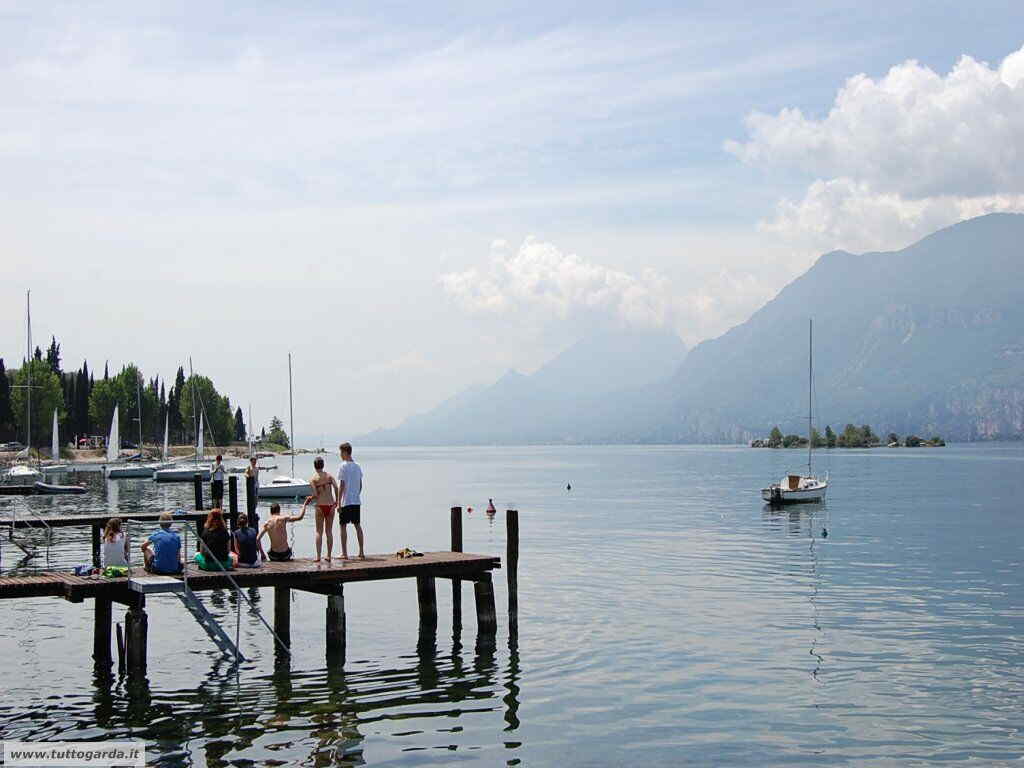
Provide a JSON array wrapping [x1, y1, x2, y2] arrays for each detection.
[[176, 586, 245, 661]]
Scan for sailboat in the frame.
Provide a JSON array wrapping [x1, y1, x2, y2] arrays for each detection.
[[258, 353, 313, 498], [761, 319, 829, 504], [154, 411, 211, 482], [7, 291, 41, 482], [41, 408, 70, 473]]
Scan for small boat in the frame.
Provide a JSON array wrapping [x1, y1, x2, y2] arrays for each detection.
[[258, 354, 313, 499], [105, 406, 153, 478], [762, 319, 829, 505], [41, 409, 70, 473], [33, 480, 86, 495], [155, 413, 210, 481], [7, 464, 41, 481], [0, 484, 37, 496]]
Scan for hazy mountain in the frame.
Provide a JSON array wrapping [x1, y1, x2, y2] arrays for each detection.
[[363, 213, 1024, 445], [360, 328, 688, 444], [653, 212, 1024, 442]]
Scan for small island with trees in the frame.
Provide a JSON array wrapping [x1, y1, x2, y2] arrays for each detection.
[[751, 424, 945, 449]]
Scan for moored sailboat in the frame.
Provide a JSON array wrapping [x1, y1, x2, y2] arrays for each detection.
[[761, 320, 829, 504], [258, 353, 313, 499]]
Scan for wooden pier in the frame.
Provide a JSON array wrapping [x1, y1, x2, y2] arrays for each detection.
[[0, 504, 507, 676]]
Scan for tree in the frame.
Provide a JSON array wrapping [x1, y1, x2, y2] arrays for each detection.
[[811, 427, 825, 448], [768, 426, 783, 448], [10, 359, 65, 447], [905, 435, 921, 447], [179, 374, 234, 446], [266, 416, 289, 448], [782, 434, 806, 448], [825, 425, 836, 448], [861, 424, 877, 446], [887, 432, 900, 446], [0, 359, 14, 442], [234, 407, 246, 441], [45, 336, 61, 375]]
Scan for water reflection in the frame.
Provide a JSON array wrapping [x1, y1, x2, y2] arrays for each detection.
[[76, 625, 521, 765]]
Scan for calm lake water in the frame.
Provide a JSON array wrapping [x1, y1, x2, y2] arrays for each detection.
[[1, 444, 1022, 766]]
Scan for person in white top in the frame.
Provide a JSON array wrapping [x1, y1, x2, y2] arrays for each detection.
[[336, 442, 365, 559], [101, 517, 130, 568], [211, 454, 227, 506]]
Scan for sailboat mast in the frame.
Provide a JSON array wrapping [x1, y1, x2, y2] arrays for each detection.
[[136, 373, 144, 453], [26, 290, 32, 454], [189, 357, 198, 464], [808, 318, 813, 476], [288, 353, 295, 477]]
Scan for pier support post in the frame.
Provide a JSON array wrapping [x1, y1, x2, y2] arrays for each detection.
[[91, 525, 101, 569], [450, 506, 463, 630], [417, 575, 438, 631], [193, 473, 204, 512], [93, 596, 112, 668], [125, 595, 148, 676], [506, 509, 519, 637], [274, 586, 291, 649], [325, 586, 346, 665], [228, 476, 238, 530], [245, 474, 257, 524], [474, 572, 497, 635]]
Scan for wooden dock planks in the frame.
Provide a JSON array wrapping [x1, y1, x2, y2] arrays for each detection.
[[0, 551, 500, 603]]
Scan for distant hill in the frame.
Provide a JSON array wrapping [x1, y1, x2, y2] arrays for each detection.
[[363, 213, 1024, 445], [654, 212, 1024, 442], [360, 327, 688, 444]]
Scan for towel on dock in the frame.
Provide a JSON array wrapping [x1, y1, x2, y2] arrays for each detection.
[[395, 547, 423, 558]]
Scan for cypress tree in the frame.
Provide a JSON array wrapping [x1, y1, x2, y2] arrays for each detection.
[[0, 359, 14, 442]]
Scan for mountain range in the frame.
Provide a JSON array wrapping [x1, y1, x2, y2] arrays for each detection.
[[362, 213, 1024, 444]]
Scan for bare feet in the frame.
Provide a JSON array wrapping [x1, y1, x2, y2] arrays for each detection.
[[314, 557, 321, 563], [358, 553, 366, 560], [325, 556, 332, 562]]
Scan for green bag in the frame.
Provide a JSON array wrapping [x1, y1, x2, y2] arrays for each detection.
[[101, 566, 129, 578]]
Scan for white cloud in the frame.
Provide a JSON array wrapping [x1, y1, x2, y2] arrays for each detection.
[[727, 44, 1024, 251], [440, 238, 771, 345]]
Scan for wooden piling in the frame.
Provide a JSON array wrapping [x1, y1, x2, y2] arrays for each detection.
[[274, 586, 291, 648], [474, 572, 497, 635], [91, 525, 101, 569], [125, 595, 148, 675], [115, 622, 126, 673], [506, 509, 519, 635], [417, 575, 438, 630], [325, 587, 346, 664], [245, 474, 257, 519], [227, 476, 238, 530], [450, 506, 463, 630], [193, 473, 203, 511], [93, 596, 112, 667]]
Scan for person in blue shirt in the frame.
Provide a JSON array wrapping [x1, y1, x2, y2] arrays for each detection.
[[141, 512, 183, 574]]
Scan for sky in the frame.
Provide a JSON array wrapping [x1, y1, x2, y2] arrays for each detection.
[[2, 1, 1023, 442]]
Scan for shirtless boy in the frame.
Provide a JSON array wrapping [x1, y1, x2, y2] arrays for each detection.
[[258, 499, 308, 561], [310, 457, 339, 561]]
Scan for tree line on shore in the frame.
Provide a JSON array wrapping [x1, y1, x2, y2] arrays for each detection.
[[0, 336, 291, 450], [753, 424, 945, 449]]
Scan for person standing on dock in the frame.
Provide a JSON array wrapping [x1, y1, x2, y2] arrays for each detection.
[[310, 457, 339, 562], [211, 454, 227, 506], [337, 442, 364, 560], [244, 456, 261, 527]]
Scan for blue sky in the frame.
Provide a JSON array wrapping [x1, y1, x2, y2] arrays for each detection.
[[2, 1, 1022, 437]]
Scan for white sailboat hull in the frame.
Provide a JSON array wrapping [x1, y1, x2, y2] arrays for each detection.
[[154, 466, 211, 482], [257, 477, 313, 498], [762, 479, 828, 504], [7, 465, 41, 481], [107, 465, 158, 479]]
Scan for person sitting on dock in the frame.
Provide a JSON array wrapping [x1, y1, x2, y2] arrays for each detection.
[[195, 508, 236, 571], [258, 499, 308, 562], [337, 442, 365, 560], [231, 512, 265, 568], [102, 517, 130, 568], [310, 456, 338, 562], [141, 512, 183, 574]]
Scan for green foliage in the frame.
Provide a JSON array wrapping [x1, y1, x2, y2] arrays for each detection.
[[11, 359, 65, 446], [905, 435, 921, 447], [180, 375, 234, 446], [87, 365, 159, 445], [266, 416, 290, 449], [0, 359, 14, 442], [824, 425, 836, 448], [887, 432, 900, 445], [782, 433, 806, 448], [234, 407, 246, 441], [768, 426, 783, 448], [811, 427, 825, 448]]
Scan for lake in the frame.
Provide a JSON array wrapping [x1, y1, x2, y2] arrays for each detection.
[[1, 444, 1022, 766]]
